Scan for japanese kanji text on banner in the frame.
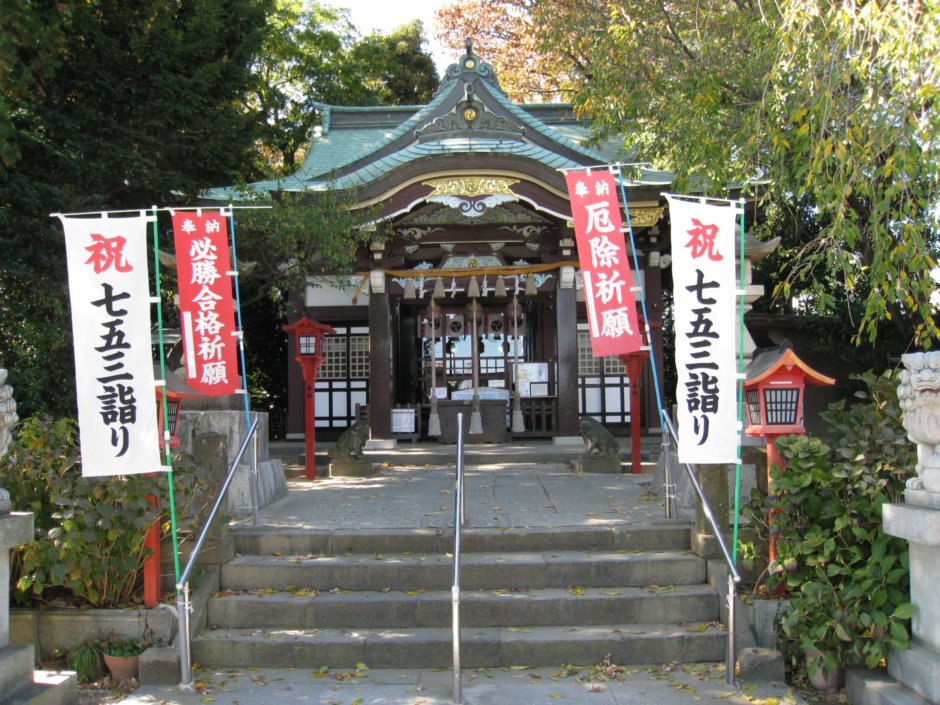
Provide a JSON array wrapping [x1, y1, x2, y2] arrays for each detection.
[[172, 212, 239, 396], [667, 196, 738, 464], [565, 170, 643, 356], [61, 214, 162, 477]]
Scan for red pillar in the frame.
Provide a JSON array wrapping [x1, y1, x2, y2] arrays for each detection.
[[304, 373, 316, 479], [619, 351, 649, 475], [142, 494, 160, 608], [766, 434, 786, 564]]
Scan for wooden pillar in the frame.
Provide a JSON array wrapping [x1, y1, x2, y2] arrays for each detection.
[[369, 275, 393, 439], [555, 281, 578, 437], [643, 249, 665, 431]]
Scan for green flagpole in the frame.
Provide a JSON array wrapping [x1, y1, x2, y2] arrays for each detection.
[[732, 199, 747, 565], [152, 208, 182, 588]]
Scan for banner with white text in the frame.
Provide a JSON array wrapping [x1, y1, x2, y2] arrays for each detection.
[[667, 196, 738, 464], [61, 213, 162, 477], [172, 211, 239, 396], [565, 170, 643, 356]]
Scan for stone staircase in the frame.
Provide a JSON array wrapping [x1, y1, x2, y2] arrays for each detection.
[[192, 523, 726, 670]]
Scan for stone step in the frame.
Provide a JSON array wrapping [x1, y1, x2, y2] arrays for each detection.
[[0, 645, 38, 701], [193, 622, 727, 670], [220, 550, 706, 592], [6, 671, 78, 705], [208, 584, 719, 630], [846, 667, 931, 705], [231, 523, 692, 557]]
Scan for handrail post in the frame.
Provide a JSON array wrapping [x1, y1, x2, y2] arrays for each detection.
[[660, 411, 677, 519], [177, 583, 194, 692], [175, 417, 259, 692], [251, 416, 260, 526], [452, 412, 464, 705], [726, 574, 738, 685], [661, 409, 741, 686]]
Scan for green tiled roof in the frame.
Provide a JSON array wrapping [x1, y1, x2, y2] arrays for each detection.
[[203, 48, 676, 202]]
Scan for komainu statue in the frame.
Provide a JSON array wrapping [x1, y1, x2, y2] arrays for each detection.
[[898, 351, 940, 492], [329, 421, 369, 460], [578, 416, 620, 457]]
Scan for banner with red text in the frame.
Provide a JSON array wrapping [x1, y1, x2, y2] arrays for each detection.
[[61, 213, 162, 477], [565, 171, 643, 356], [667, 196, 738, 464], [172, 211, 239, 395]]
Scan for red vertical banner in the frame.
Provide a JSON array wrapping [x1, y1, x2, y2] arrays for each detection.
[[565, 170, 643, 356], [172, 211, 239, 396]]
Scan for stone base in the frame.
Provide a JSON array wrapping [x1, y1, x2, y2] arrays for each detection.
[[906, 488, 940, 510], [888, 639, 940, 703], [229, 459, 287, 517], [364, 439, 397, 450], [329, 460, 376, 478], [572, 456, 621, 474], [552, 436, 585, 447]]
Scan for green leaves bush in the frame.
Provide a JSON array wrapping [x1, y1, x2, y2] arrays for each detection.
[[766, 371, 915, 674], [0, 415, 211, 607]]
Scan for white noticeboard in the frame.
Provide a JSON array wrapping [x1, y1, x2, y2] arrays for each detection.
[[391, 408, 416, 433], [514, 363, 549, 397]]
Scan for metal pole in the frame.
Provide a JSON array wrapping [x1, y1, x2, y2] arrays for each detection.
[[661, 412, 676, 519], [177, 584, 194, 692], [726, 574, 738, 685], [453, 413, 464, 704], [251, 419, 260, 526]]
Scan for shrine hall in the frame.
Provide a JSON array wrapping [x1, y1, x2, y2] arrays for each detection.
[[209, 42, 762, 447]]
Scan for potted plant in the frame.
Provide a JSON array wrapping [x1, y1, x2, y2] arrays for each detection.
[[100, 636, 143, 682], [778, 581, 850, 692]]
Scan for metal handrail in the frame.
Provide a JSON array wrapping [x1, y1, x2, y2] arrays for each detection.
[[176, 415, 260, 692], [452, 413, 465, 704], [661, 410, 740, 685]]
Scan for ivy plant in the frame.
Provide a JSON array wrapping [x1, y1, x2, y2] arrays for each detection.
[[765, 371, 915, 675], [0, 415, 212, 607]]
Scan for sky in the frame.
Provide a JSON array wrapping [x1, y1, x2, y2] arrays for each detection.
[[326, 0, 457, 75]]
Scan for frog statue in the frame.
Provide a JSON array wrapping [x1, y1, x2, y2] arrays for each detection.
[[578, 416, 620, 457]]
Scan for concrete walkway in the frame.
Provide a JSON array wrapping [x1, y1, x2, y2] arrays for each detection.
[[104, 445, 806, 705]]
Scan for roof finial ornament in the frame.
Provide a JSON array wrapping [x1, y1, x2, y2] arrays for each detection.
[[466, 37, 473, 57]]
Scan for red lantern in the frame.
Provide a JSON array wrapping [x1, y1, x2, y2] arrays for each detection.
[[283, 316, 336, 479], [744, 341, 834, 562]]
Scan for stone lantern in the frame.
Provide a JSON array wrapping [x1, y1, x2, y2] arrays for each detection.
[[283, 316, 336, 479]]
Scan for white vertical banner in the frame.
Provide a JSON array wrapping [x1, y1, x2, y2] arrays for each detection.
[[61, 213, 162, 477], [666, 196, 739, 464]]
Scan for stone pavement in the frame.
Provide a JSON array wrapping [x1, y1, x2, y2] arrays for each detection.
[[105, 447, 803, 705]]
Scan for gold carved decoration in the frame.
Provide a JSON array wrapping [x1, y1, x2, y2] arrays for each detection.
[[423, 177, 519, 198], [630, 207, 665, 227], [564, 207, 664, 230], [463, 108, 478, 122]]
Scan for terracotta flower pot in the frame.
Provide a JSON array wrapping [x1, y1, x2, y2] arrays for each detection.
[[804, 649, 844, 693], [103, 653, 139, 682]]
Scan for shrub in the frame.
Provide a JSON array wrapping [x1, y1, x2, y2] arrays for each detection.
[[763, 371, 915, 675], [0, 415, 213, 607]]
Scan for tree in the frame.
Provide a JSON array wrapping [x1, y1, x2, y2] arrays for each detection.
[[351, 21, 440, 106], [435, 0, 574, 102], [0, 0, 273, 418], [529, 0, 939, 346]]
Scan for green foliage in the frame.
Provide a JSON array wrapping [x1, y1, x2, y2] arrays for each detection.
[[0, 416, 213, 608], [67, 640, 103, 684], [351, 21, 440, 106], [101, 637, 144, 658], [532, 0, 940, 347], [764, 371, 915, 673]]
